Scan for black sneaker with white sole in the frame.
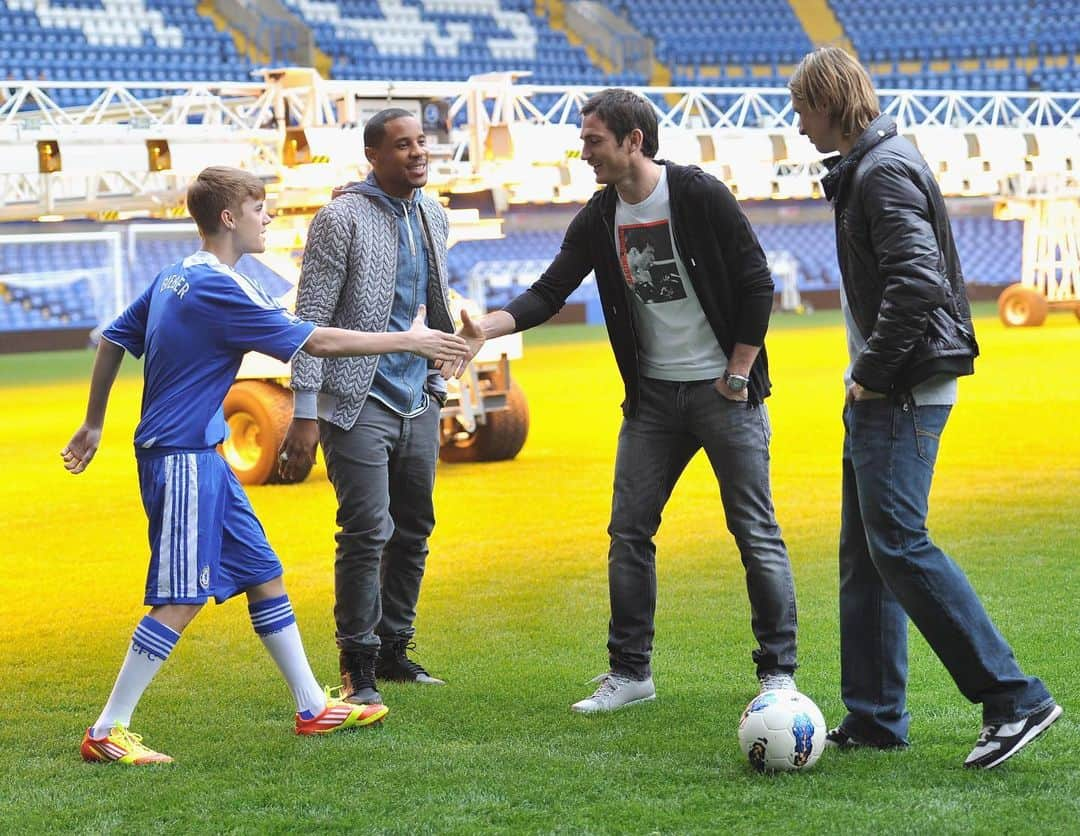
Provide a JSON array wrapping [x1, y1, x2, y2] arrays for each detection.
[[824, 726, 909, 750], [964, 702, 1063, 769], [376, 640, 446, 685]]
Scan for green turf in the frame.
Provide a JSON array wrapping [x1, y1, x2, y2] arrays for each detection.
[[1, 308, 1077, 834]]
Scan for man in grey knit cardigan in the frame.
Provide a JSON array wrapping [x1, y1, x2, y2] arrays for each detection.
[[278, 109, 457, 705]]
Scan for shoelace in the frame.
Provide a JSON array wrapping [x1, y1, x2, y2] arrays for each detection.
[[759, 674, 794, 691], [344, 654, 378, 689], [587, 673, 622, 700], [323, 684, 348, 703], [974, 725, 997, 745], [396, 641, 431, 677], [110, 725, 152, 754]]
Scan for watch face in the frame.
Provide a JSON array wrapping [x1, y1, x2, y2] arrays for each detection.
[[727, 375, 748, 391]]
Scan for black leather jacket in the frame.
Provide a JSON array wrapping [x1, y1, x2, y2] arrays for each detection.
[[822, 114, 979, 394]]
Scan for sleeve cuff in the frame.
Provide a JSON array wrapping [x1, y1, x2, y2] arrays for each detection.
[[292, 390, 319, 420]]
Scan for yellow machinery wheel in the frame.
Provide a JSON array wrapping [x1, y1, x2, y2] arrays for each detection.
[[997, 283, 1049, 327], [220, 380, 310, 485]]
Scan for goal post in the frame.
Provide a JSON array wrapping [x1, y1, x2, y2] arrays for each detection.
[[0, 230, 123, 338]]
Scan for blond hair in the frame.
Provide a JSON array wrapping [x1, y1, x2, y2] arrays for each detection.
[[186, 166, 265, 236], [789, 47, 880, 139]]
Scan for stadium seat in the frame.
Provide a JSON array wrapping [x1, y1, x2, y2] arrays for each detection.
[[0, 0, 254, 95]]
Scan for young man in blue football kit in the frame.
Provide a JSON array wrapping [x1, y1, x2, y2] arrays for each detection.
[[62, 166, 468, 765]]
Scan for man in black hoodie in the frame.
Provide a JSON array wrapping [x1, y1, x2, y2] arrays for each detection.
[[790, 47, 1060, 768], [451, 88, 799, 713]]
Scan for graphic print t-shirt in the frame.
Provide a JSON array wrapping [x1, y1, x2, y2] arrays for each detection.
[[102, 251, 315, 452], [614, 166, 727, 380]]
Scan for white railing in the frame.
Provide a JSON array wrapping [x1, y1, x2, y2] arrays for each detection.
[[4, 76, 1080, 131]]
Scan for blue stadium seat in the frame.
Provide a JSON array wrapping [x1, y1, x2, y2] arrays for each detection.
[[0, 0, 254, 95], [284, 0, 615, 85], [832, 0, 1078, 90]]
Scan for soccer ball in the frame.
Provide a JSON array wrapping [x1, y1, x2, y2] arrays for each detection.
[[737, 690, 827, 773]]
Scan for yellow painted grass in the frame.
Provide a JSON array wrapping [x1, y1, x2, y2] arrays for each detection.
[[0, 309, 1077, 709], [2, 311, 1078, 650], [0, 309, 1077, 832]]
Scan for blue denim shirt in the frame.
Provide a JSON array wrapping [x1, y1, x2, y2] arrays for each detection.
[[352, 175, 430, 417]]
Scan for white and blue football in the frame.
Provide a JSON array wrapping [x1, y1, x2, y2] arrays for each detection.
[[738, 689, 827, 773]]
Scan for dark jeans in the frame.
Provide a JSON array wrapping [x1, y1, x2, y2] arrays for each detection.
[[839, 398, 1053, 744], [607, 377, 798, 680], [320, 397, 441, 653]]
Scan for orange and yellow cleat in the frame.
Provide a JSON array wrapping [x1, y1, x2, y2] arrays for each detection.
[[296, 688, 388, 735], [81, 725, 174, 765]]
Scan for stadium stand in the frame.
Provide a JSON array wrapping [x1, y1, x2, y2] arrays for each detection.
[[598, 0, 813, 88], [283, 0, 646, 86], [832, 0, 1080, 90], [832, 0, 1032, 64], [0, 239, 108, 330], [2, 1, 1077, 100], [0, 0, 254, 106], [0, 1, 1053, 336]]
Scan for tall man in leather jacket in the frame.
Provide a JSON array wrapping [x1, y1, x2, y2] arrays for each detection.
[[448, 88, 799, 713], [790, 47, 1060, 769]]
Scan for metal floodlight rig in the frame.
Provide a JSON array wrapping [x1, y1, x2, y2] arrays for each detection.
[[1, 74, 1078, 394], [0, 71, 531, 483], [428, 79, 1080, 325], [882, 90, 1080, 326]]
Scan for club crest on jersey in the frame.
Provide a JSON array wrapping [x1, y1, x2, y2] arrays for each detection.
[[199, 566, 210, 590]]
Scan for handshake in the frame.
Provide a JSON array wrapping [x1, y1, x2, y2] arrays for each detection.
[[410, 305, 487, 380]]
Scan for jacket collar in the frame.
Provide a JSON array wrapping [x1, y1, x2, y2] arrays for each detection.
[[331, 172, 421, 218], [821, 114, 898, 202], [597, 159, 691, 218]]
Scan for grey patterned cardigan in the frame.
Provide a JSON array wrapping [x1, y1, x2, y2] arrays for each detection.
[[290, 188, 456, 430]]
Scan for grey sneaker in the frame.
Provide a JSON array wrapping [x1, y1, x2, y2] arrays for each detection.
[[758, 672, 797, 693], [571, 673, 656, 714]]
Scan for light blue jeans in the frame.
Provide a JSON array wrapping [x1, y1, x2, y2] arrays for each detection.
[[607, 377, 798, 680], [839, 397, 1053, 744]]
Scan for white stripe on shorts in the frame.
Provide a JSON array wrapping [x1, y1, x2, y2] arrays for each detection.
[[156, 454, 200, 599]]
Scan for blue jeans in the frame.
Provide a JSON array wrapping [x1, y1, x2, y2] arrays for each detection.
[[839, 398, 1053, 743], [607, 377, 798, 680], [320, 397, 441, 653]]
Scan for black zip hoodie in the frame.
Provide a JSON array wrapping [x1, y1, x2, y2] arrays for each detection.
[[503, 161, 775, 415]]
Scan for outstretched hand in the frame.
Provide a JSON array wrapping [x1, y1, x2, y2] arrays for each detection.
[[61, 424, 102, 474], [407, 304, 470, 364], [442, 308, 486, 379]]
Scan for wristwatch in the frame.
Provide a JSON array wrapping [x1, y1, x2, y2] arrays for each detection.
[[723, 369, 750, 392]]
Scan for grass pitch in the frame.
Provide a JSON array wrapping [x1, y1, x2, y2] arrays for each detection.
[[0, 305, 1077, 834]]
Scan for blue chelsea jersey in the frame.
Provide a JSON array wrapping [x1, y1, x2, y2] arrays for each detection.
[[102, 251, 315, 452]]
